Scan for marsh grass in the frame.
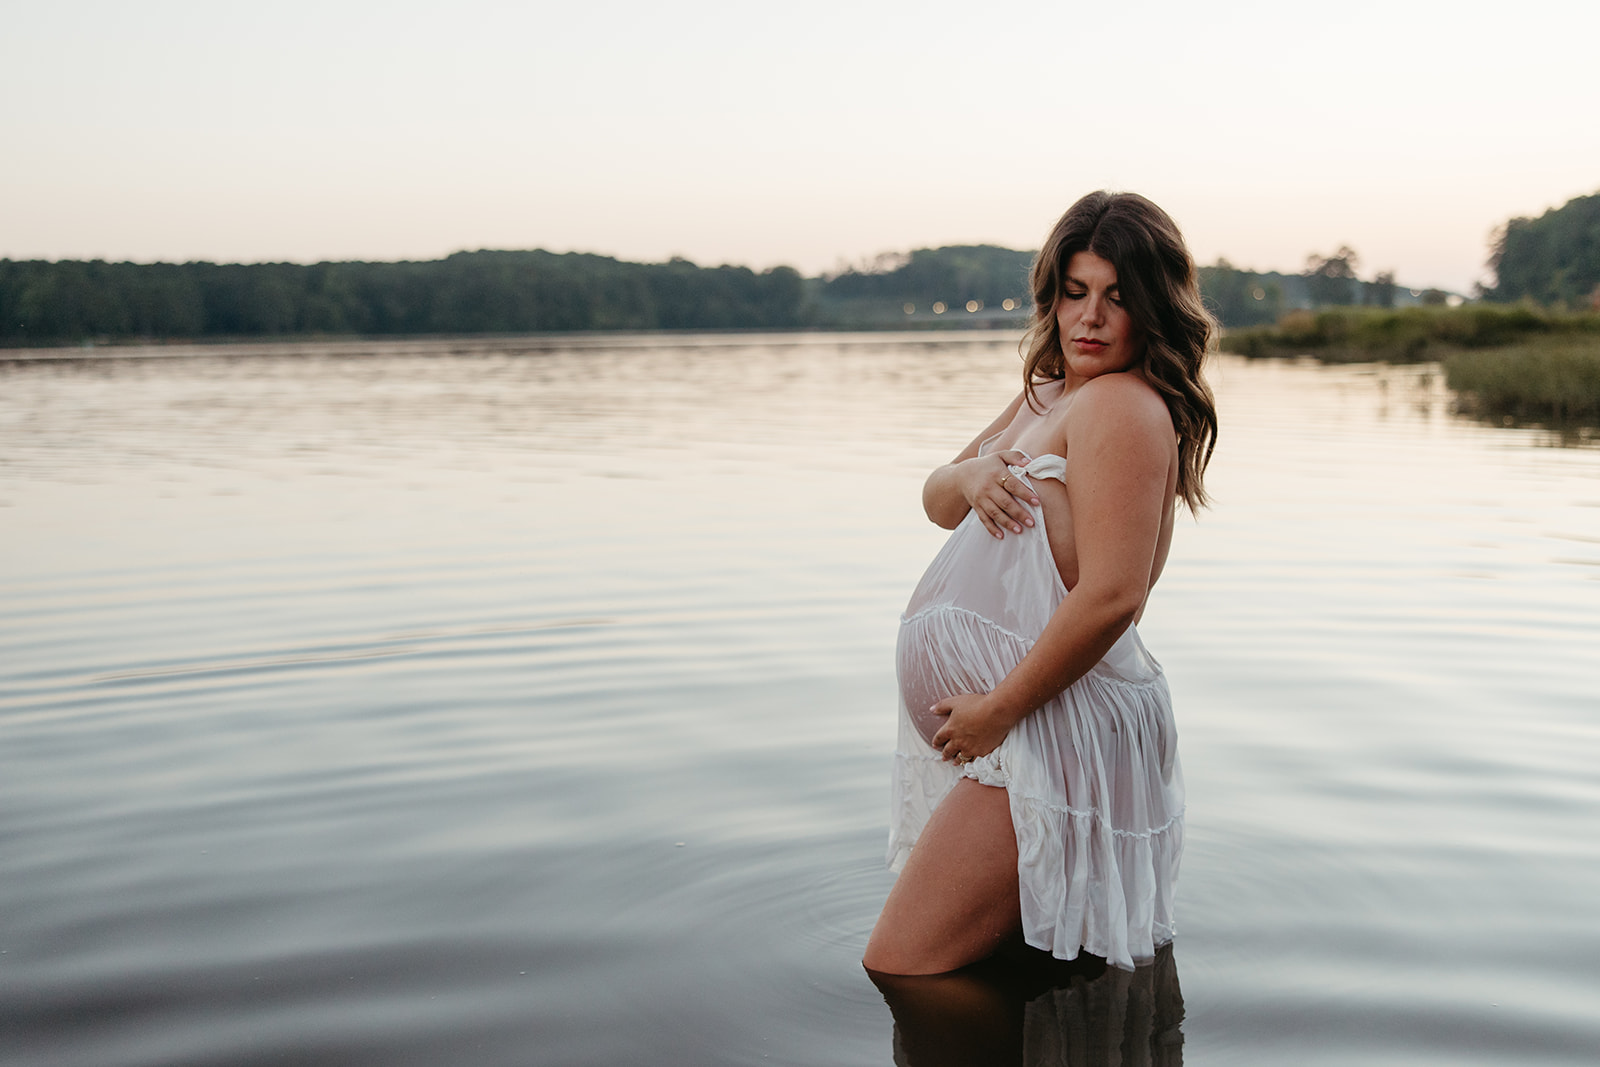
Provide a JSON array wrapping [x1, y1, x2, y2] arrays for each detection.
[[1444, 341, 1600, 423], [1221, 306, 1600, 426], [1221, 305, 1600, 362]]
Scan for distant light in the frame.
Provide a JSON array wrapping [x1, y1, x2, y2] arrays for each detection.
[[965, 300, 981, 313], [1251, 287, 1265, 301], [903, 302, 915, 314], [1409, 289, 1421, 297], [1001, 298, 1016, 311], [1446, 294, 1464, 307], [932, 301, 947, 314]]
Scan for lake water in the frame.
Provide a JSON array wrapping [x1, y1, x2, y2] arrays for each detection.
[[2, 333, 1597, 1066]]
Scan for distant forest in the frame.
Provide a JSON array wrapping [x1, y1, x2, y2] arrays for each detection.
[[0, 245, 1457, 345], [1482, 190, 1600, 307], [5, 190, 1594, 345], [0, 251, 807, 344], [818, 245, 1439, 329]]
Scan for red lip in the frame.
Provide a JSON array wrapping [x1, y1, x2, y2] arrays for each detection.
[[1073, 338, 1107, 349]]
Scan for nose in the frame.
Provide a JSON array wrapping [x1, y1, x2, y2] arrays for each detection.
[[1080, 291, 1106, 326]]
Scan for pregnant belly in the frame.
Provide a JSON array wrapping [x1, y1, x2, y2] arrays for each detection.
[[896, 605, 1030, 748]]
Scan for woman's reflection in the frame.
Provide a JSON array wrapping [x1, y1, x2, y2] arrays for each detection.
[[868, 943, 1183, 1067]]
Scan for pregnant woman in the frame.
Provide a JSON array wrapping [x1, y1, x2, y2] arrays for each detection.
[[864, 191, 1217, 976]]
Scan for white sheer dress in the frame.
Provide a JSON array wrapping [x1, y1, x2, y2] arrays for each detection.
[[888, 446, 1184, 971]]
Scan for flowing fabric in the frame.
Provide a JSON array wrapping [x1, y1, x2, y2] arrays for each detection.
[[888, 451, 1184, 971]]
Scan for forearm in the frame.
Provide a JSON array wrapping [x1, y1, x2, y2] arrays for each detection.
[[981, 584, 1140, 729]]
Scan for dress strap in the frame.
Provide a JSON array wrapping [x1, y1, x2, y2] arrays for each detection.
[[1009, 452, 1066, 485]]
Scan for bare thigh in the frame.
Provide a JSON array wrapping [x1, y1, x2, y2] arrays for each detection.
[[862, 778, 1022, 976]]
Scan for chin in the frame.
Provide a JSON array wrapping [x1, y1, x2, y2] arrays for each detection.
[[1068, 355, 1135, 379]]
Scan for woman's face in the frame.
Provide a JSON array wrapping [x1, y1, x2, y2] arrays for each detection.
[[1055, 250, 1143, 380]]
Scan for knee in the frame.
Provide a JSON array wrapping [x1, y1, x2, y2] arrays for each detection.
[[861, 939, 905, 976], [862, 946, 924, 976], [862, 930, 961, 976]]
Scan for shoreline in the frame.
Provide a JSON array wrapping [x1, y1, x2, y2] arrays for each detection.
[[0, 325, 1032, 362]]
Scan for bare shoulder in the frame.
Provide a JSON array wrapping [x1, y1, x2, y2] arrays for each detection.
[[1069, 373, 1175, 441]]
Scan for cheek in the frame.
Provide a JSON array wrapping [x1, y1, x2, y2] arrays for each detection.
[[1115, 312, 1139, 347]]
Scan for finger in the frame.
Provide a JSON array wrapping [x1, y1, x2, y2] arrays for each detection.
[[985, 495, 1036, 534], [989, 504, 1023, 536], [989, 493, 1026, 534], [995, 472, 1040, 512], [929, 701, 952, 719], [985, 481, 1025, 535], [995, 495, 1035, 529], [975, 505, 1004, 539]]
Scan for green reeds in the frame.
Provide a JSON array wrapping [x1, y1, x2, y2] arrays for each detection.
[[1220, 305, 1600, 424], [1444, 341, 1600, 423], [1221, 305, 1600, 363]]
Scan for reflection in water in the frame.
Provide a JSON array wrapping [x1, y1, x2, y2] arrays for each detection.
[[871, 944, 1183, 1067]]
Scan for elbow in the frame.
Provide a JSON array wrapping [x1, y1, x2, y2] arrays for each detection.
[[921, 482, 967, 529], [1102, 601, 1140, 639], [1075, 581, 1143, 637]]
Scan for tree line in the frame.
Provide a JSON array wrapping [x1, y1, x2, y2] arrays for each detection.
[[822, 245, 1433, 329], [0, 244, 1458, 344], [5, 189, 1593, 344], [820, 245, 1034, 306], [0, 250, 806, 344], [1482, 190, 1600, 307], [1198, 250, 1443, 329]]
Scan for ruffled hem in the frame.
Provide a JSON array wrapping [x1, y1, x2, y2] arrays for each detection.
[[1010, 789, 1183, 969], [887, 630, 1184, 972]]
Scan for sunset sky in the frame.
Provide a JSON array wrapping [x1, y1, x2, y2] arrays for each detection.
[[3, 0, 1596, 293]]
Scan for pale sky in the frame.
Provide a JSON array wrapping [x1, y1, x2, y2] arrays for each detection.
[[3, 0, 1596, 293]]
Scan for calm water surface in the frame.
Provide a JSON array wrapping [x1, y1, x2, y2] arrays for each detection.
[[2, 334, 1597, 1065]]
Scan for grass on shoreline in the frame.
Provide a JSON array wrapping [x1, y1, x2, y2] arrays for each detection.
[[1220, 305, 1600, 425], [1443, 343, 1600, 423], [1220, 304, 1600, 362]]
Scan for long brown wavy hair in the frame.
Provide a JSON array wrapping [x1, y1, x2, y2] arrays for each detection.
[[1021, 191, 1219, 511]]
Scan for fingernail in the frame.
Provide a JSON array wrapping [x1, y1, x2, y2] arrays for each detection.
[[1024, 518, 1034, 527]]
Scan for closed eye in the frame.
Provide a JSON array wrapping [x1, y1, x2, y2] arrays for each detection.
[[1060, 288, 1121, 305]]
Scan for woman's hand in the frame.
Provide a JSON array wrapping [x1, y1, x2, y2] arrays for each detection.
[[952, 450, 1039, 539], [930, 693, 1012, 764]]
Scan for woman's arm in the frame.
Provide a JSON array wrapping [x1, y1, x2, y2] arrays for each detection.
[[922, 390, 1041, 538], [931, 375, 1174, 759]]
